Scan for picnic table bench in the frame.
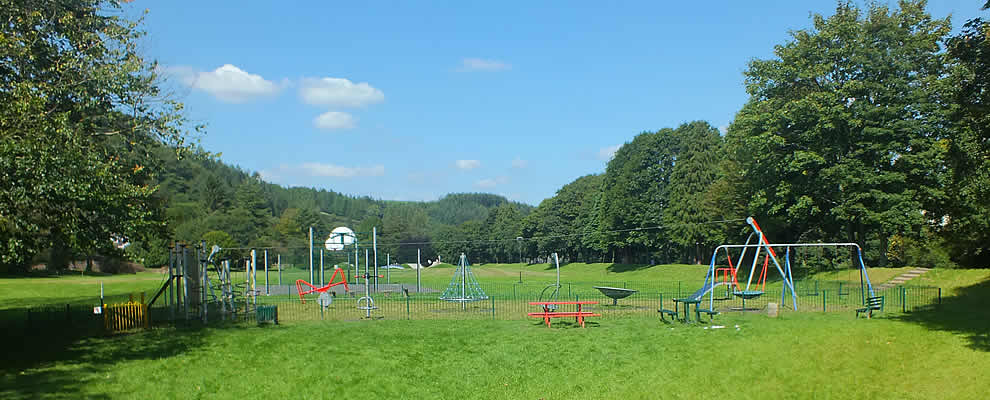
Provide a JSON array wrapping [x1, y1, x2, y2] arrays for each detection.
[[527, 301, 600, 328]]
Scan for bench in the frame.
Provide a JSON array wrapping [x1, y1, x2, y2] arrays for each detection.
[[696, 308, 719, 321], [528, 301, 600, 328], [657, 294, 678, 322], [856, 296, 884, 319], [256, 305, 278, 325]]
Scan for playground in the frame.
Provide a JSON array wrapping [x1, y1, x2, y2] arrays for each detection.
[[2, 220, 990, 399]]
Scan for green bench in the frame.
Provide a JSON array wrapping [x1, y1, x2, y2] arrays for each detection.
[[696, 307, 719, 321], [657, 294, 678, 322], [257, 305, 279, 325], [855, 296, 884, 319]]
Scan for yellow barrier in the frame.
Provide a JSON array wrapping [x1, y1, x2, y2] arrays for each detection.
[[104, 293, 149, 332]]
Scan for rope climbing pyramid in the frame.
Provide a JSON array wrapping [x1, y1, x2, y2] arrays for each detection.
[[439, 253, 488, 302]]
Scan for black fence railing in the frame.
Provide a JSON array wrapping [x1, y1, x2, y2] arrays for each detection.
[[4, 281, 943, 333]]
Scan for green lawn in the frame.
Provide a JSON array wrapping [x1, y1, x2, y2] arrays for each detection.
[[0, 271, 166, 310], [3, 310, 989, 399], [2, 265, 989, 398]]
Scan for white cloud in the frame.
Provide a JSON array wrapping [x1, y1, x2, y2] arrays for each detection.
[[475, 176, 509, 189], [300, 163, 385, 178], [168, 64, 282, 103], [299, 77, 384, 107], [455, 160, 481, 170], [259, 162, 385, 183], [475, 179, 498, 188], [718, 125, 729, 135], [597, 144, 622, 161], [313, 111, 356, 130], [511, 158, 528, 169], [460, 58, 512, 72]]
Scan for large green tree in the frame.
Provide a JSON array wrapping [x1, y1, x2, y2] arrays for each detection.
[[941, 1, 990, 266], [726, 0, 951, 264], [0, 0, 192, 272], [662, 121, 729, 263], [594, 130, 677, 264]]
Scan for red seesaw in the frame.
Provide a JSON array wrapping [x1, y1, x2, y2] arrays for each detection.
[[295, 267, 350, 304]]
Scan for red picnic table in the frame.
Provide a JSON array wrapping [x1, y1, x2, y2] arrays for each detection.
[[527, 301, 601, 328]]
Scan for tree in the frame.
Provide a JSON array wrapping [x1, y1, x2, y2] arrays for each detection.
[[485, 204, 522, 263], [662, 121, 729, 263], [594, 130, 677, 263], [0, 1, 193, 272], [726, 1, 951, 265], [941, 1, 990, 266]]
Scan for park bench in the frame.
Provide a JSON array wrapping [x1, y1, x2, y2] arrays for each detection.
[[256, 305, 279, 325], [657, 294, 678, 322], [527, 301, 600, 328], [696, 307, 719, 321], [855, 296, 884, 319]]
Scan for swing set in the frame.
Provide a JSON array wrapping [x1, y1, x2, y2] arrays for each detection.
[[699, 217, 876, 312]]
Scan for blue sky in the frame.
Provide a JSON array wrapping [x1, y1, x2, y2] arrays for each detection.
[[141, 1, 984, 205]]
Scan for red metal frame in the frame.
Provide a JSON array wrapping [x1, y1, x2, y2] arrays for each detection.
[[295, 268, 349, 303]]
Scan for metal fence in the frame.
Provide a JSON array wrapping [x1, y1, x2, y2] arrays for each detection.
[[7, 280, 943, 333]]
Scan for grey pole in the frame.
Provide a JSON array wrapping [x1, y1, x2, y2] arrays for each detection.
[[386, 253, 390, 285], [354, 243, 359, 287], [417, 248, 421, 293], [309, 226, 314, 284], [320, 249, 324, 285], [277, 254, 282, 286], [181, 244, 189, 319], [264, 249, 269, 295], [373, 226, 378, 291], [365, 249, 370, 293], [251, 249, 257, 307]]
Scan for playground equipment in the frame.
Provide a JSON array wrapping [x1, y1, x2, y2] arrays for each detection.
[[593, 286, 639, 306], [295, 266, 350, 305], [439, 253, 488, 303], [538, 253, 562, 309], [698, 217, 877, 312]]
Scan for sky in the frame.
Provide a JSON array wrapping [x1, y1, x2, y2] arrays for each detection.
[[139, 1, 985, 206]]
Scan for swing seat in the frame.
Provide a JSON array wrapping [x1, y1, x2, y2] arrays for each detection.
[[733, 290, 764, 299]]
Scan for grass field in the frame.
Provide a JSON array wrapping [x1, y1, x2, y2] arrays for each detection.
[[2, 264, 988, 399]]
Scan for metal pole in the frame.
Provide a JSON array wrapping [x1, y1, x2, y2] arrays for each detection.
[[251, 249, 257, 307], [387, 253, 390, 285], [264, 249, 269, 295], [354, 243, 359, 288], [181, 244, 189, 320], [417, 248, 421, 293], [309, 226, 314, 284], [373, 227, 378, 291], [365, 248, 371, 318], [277, 254, 282, 286], [320, 249, 324, 285]]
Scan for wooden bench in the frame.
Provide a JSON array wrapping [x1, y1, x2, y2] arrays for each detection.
[[527, 301, 600, 328], [657, 294, 678, 322], [856, 296, 884, 319]]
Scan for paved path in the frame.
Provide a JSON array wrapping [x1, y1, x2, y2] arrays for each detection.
[[876, 267, 932, 290]]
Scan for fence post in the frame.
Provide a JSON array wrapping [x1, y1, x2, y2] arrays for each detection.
[[823, 290, 826, 313], [406, 295, 411, 320], [901, 287, 906, 313], [491, 296, 495, 320]]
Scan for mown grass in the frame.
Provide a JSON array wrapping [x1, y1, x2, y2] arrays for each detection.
[[2, 265, 989, 398], [3, 311, 990, 399], [0, 271, 166, 310]]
